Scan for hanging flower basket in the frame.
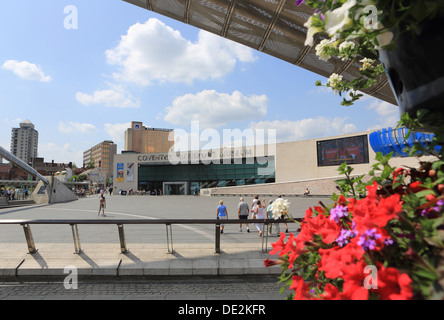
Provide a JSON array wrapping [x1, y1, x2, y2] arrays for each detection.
[[265, 1, 444, 300]]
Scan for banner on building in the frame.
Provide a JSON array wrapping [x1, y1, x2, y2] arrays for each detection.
[[127, 163, 134, 182], [117, 163, 124, 182]]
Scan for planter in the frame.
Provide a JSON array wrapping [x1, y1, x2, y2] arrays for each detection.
[[378, 18, 444, 132]]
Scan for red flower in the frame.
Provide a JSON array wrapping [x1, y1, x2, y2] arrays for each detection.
[[269, 232, 308, 268], [318, 242, 364, 279], [352, 182, 402, 234], [375, 194, 402, 226], [290, 276, 312, 300], [306, 210, 341, 244], [320, 283, 341, 300], [339, 260, 369, 300], [264, 259, 282, 267], [269, 232, 286, 256], [408, 181, 426, 193], [337, 195, 348, 206], [375, 263, 413, 300]]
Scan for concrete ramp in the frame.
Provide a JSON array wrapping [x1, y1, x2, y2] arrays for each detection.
[[0, 197, 8, 208], [32, 176, 77, 205]]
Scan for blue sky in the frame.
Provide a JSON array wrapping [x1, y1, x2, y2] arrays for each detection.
[[0, 0, 399, 166]]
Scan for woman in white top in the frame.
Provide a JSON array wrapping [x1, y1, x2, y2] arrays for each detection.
[[250, 195, 259, 219], [253, 199, 265, 237]]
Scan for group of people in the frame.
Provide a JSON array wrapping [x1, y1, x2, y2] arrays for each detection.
[[0, 187, 29, 200], [216, 195, 288, 237]]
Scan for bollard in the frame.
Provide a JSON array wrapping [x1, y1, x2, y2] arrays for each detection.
[[166, 224, 174, 254], [70, 224, 83, 254], [117, 224, 128, 254], [215, 223, 221, 254]]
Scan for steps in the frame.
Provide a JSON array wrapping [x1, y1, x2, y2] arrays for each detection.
[[0, 198, 35, 209]]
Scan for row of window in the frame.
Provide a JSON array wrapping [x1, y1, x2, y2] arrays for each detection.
[[138, 161, 276, 183]]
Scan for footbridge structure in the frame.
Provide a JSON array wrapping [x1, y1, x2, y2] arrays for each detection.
[[0, 146, 77, 205]]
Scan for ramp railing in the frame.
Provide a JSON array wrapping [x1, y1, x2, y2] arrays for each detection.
[[0, 218, 300, 255]]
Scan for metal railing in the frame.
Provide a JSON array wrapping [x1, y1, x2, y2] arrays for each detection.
[[0, 218, 300, 255]]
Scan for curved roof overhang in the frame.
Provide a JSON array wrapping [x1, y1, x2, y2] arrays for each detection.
[[123, 0, 397, 105]]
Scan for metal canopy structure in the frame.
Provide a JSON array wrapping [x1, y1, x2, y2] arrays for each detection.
[[123, 0, 397, 105]]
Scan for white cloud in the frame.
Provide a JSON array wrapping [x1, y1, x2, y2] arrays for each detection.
[[2, 60, 52, 82], [104, 122, 131, 144], [367, 100, 399, 129], [249, 117, 358, 142], [163, 90, 268, 128], [58, 122, 98, 134], [76, 83, 140, 108], [105, 18, 256, 85], [38, 142, 83, 166]]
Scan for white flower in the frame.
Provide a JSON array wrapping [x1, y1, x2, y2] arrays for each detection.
[[338, 40, 356, 61], [271, 198, 290, 220], [359, 57, 374, 70], [304, 16, 324, 47], [339, 41, 355, 52], [315, 38, 337, 62], [325, 0, 357, 36], [328, 73, 343, 88]]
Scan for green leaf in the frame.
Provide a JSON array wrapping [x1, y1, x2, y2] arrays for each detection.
[[414, 268, 438, 281], [414, 189, 435, 198]]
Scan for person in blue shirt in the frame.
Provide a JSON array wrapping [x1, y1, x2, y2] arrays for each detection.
[[216, 200, 228, 234]]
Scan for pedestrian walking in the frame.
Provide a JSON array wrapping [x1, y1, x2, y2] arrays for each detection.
[[250, 195, 259, 219], [98, 194, 106, 217], [216, 200, 228, 234], [238, 197, 250, 232], [253, 198, 265, 237]]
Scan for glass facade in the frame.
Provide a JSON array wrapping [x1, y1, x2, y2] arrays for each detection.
[[138, 157, 275, 194]]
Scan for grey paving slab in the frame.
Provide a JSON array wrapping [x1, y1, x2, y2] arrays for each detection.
[[0, 277, 289, 300]]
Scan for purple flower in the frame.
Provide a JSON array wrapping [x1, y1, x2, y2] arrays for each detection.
[[330, 205, 348, 223], [357, 228, 382, 251], [336, 228, 357, 247], [296, 0, 306, 6]]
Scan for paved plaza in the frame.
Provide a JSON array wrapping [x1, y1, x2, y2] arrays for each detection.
[[0, 194, 331, 300], [0, 194, 330, 244]]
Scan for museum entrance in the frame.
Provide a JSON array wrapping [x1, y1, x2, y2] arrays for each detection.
[[163, 182, 189, 195]]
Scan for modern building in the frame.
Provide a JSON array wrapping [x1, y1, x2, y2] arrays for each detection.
[[83, 140, 117, 179], [10, 120, 39, 165], [112, 130, 437, 196], [113, 144, 275, 195], [124, 121, 174, 154]]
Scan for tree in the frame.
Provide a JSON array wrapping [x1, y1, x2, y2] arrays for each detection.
[[86, 159, 95, 169]]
